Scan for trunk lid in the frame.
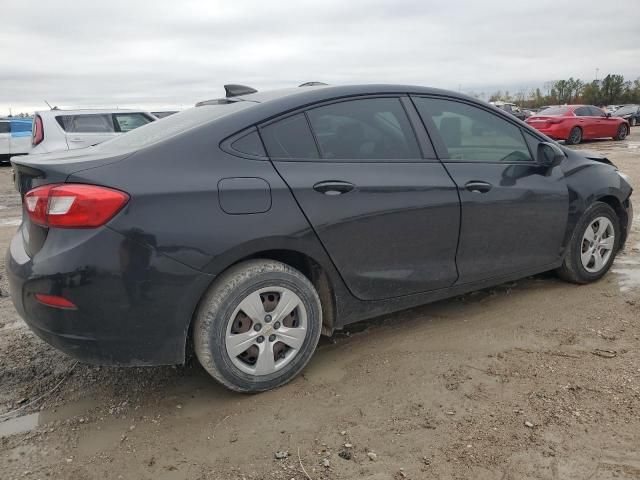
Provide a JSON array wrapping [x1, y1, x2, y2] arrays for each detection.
[[12, 148, 133, 195]]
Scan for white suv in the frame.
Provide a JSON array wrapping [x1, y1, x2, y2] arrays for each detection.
[[30, 109, 156, 154]]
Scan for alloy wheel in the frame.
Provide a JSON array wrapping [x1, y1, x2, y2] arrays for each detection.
[[580, 216, 615, 273], [618, 124, 628, 140], [569, 127, 582, 144], [225, 286, 308, 376]]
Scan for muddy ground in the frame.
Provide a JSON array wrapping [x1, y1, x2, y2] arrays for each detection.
[[0, 131, 639, 480]]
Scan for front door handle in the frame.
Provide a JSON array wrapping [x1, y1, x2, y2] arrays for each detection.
[[313, 181, 355, 196], [464, 181, 493, 193]]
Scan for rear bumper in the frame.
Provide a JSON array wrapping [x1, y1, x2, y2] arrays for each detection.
[[6, 225, 213, 366]]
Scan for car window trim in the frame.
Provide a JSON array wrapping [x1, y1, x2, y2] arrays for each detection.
[[259, 94, 434, 163], [219, 126, 269, 160], [410, 94, 539, 165]]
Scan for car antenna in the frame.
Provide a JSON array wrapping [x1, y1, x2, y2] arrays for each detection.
[[224, 84, 257, 98], [44, 100, 59, 110], [299, 82, 328, 87]]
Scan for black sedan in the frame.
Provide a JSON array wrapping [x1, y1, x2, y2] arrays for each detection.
[[7, 84, 634, 392], [612, 104, 640, 127]]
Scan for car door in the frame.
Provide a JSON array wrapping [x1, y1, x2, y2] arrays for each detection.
[[573, 106, 593, 138], [55, 113, 118, 149], [591, 106, 620, 137], [412, 96, 569, 284], [0, 121, 9, 155], [260, 96, 461, 301]]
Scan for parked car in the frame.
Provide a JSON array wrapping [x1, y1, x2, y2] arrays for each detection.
[[30, 109, 156, 154], [489, 101, 526, 120], [8, 84, 633, 392], [0, 118, 32, 162], [611, 104, 640, 127], [605, 105, 623, 114], [525, 105, 630, 144]]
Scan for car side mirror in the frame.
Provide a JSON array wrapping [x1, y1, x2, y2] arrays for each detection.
[[606, 112, 612, 118], [537, 142, 565, 169]]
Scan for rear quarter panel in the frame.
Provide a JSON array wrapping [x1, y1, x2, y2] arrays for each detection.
[[66, 122, 341, 281]]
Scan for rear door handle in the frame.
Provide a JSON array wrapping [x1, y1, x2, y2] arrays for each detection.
[[464, 181, 493, 193], [313, 180, 355, 195]]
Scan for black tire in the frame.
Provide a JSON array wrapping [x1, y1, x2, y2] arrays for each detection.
[[193, 259, 322, 393], [613, 123, 629, 140], [557, 202, 620, 284], [566, 126, 582, 145]]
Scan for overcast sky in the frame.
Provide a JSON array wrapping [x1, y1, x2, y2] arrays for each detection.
[[2, 0, 639, 114]]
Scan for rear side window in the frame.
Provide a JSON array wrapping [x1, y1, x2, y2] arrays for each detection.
[[114, 113, 152, 132], [588, 106, 605, 117], [0, 122, 9, 134], [261, 114, 319, 159], [414, 97, 532, 163], [231, 131, 266, 157], [574, 107, 590, 117], [306, 98, 421, 160], [56, 114, 114, 133]]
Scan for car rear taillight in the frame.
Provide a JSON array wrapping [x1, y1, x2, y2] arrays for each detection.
[[24, 184, 129, 228], [32, 115, 44, 146]]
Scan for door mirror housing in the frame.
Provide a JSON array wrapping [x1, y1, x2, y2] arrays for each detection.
[[537, 142, 565, 169], [605, 112, 612, 118]]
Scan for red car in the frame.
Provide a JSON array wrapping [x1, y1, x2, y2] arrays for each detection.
[[525, 105, 630, 145]]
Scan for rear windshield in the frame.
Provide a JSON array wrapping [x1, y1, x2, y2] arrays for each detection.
[[95, 102, 253, 151], [538, 106, 570, 116]]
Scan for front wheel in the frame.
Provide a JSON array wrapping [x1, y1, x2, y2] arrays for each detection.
[[566, 126, 582, 145], [194, 259, 322, 392], [557, 202, 619, 284], [613, 124, 628, 140]]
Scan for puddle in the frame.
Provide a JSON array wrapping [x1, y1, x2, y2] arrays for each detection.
[[613, 253, 640, 293], [0, 413, 40, 437], [0, 397, 99, 438]]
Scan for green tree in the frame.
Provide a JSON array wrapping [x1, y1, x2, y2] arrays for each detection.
[[582, 80, 601, 105], [600, 74, 625, 105]]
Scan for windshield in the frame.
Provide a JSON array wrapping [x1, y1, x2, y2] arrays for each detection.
[[94, 101, 254, 151], [538, 106, 570, 116], [614, 105, 637, 115]]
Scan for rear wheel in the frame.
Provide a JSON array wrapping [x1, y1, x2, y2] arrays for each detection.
[[614, 123, 628, 140], [566, 126, 582, 145], [557, 202, 619, 284], [194, 259, 322, 392]]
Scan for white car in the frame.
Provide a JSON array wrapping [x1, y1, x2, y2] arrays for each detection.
[[30, 109, 156, 154], [0, 118, 32, 162]]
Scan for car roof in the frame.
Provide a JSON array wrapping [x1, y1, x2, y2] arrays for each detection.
[[197, 84, 485, 126], [232, 84, 469, 103], [35, 108, 150, 116]]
